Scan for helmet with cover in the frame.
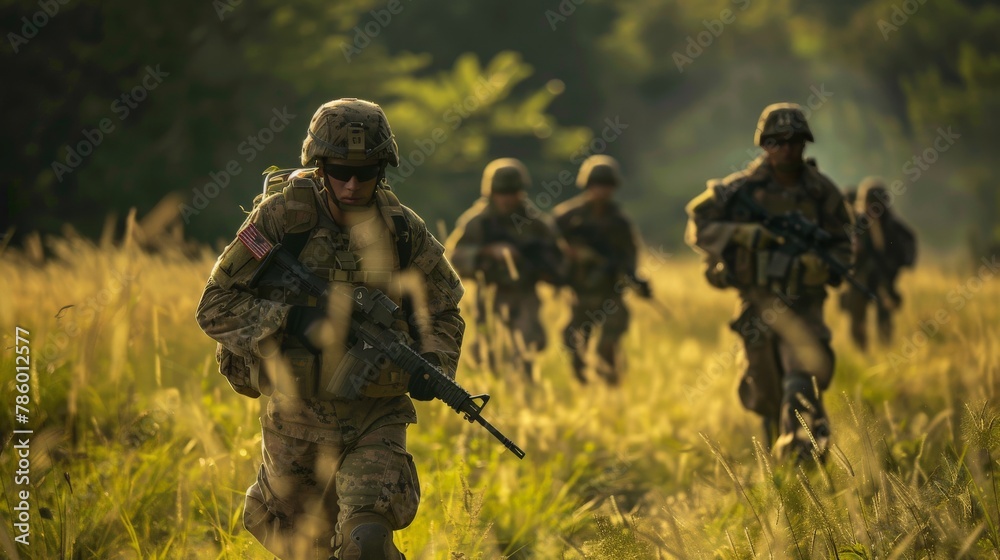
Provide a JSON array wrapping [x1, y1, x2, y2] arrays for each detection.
[[481, 158, 531, 196], [754, 102, 814, 147], [575, 155, 621, 189], [300, 98, 399, 168]]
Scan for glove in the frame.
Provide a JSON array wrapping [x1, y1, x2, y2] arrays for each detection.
[[409, 353, 445, 401], [799, 253, 830, 286], [731, 223, 782, 250], [285, 306, 326, 354]]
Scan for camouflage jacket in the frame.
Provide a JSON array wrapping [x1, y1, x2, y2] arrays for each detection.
[[446, 198, 565, 290], [554, 193, 640, 294], [852, 212, 916, 286], [196, 175, 465, 437], [685, 155, 852, 295]]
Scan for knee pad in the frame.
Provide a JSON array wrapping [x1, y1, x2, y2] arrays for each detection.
[[335, 514, 402, 560]]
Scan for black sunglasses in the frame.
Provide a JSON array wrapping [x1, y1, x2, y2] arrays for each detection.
[[323, 163, 381, 182]]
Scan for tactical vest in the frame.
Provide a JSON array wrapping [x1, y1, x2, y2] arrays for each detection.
[[251, 170, 416, 400], [723, 178, 825, 294]]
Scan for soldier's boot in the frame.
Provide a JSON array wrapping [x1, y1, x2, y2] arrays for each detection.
[[595, 341, 622, 387], [570, 353, 587, 384], [773, 374, 830, 464], [331, 513, 403, 560], [876, 309, 893, 346], [520, 358, 535, 382], [563, 327, 588, 384], [849, 319, 867, 352], [761, 416, 779, 449]]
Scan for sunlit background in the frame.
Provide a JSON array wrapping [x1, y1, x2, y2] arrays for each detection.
[[3, 1, 1000, 558], [5, 0, 998, 255]]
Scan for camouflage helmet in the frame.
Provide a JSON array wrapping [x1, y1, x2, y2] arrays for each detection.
[[481, 158, 530, 196], [754, 102, 814, 146], [300, 98, 399, 167], [576, 155, 621, 188]]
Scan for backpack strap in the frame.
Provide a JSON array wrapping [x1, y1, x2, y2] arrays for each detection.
[[375, 185, 413, 269], [277, 176, 322, 257]]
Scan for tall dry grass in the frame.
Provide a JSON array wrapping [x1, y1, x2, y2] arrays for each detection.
[[1, 231, 998, 559]]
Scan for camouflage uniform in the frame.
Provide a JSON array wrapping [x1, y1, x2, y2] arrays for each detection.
[[554, 155, 651, 386], [685, 103, 853, 460], [841, 177, 917, 350], [196, 99, 465, 560], [446, 158, 565, 379]]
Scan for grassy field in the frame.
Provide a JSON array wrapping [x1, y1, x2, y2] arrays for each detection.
[[1, 231, 999, 559]]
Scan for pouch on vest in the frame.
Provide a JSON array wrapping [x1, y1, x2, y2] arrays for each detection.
[[270, 346, 319, 399], [217, 343, 264, 398], [319, 338, 410, 400]]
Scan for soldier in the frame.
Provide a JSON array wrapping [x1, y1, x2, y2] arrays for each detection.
[[554, 155, 652, 386], [841, 177, 917, 350], [196, 98, 465, 560], [684, 103, 853, 461], [445, 158, 565, 380]]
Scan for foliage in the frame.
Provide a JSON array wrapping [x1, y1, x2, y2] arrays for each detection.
[[2, 229, 999, 558], [5, 0, 998, 251]]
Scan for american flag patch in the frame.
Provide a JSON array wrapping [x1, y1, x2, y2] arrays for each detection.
[[237, 223, 274, 260]]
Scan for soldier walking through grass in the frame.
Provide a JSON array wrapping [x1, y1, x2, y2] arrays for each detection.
[[446, 158, 566, 380], [555, 155, 652, 386], [196, 98, 465, 559], [840, 176, 917, 350], [684, 103, 854, 461]]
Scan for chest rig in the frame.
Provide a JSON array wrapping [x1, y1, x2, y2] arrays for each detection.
[[565, 202, 630, 292], [726, 178, 825, 295], [259, 173, 417, 400]]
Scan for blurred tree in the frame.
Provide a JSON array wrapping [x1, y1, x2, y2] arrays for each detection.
[[3, 0, 998, 253]]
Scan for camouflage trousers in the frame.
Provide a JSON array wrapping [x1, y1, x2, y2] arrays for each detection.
[[840, 284, 897, 351], [243, 413, 419, 559], [731, 290, 834, 454], [562, 293, 630, 385]]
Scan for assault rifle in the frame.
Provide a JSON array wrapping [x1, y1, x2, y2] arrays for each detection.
[[732, 188, 877, 301], [564, 222, 654, 299], [240, 224, 526, 459]]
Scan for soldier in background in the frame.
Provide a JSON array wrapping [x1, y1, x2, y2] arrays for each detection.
[[685, 103, 853, 461], [446, 158, 566, 379], [555, 155, 652, 386], [196, 98, 465, 559], [841, 177, 917, 350], [842, 186, 858, 209]]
